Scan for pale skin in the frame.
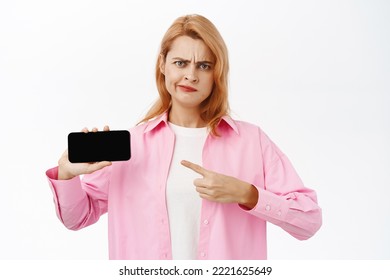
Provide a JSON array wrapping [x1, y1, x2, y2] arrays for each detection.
[[160, 36, 215, 128], [181, 160, 258, 209], [58, 35, 258, 209]]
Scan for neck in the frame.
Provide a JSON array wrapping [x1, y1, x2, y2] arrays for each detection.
[[168, 107, 206, 128]]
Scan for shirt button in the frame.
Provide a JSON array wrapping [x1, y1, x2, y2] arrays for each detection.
[[265, 204, 271, 211], [203, 219, 209, 225], [200, 252, 206, 257], [277, 210, 282, 216]]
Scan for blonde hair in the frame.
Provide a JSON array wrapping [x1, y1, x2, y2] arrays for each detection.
[[139, 14, 230, 136]]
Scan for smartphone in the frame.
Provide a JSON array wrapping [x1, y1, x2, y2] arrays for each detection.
[[68, 130, 131, 163]]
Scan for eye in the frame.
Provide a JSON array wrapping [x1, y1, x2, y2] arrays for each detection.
[[174, 61, 186, 67], [199, 63, 211, 71]]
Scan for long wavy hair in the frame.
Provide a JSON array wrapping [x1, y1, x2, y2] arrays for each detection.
[[139, 14, 230, 136]]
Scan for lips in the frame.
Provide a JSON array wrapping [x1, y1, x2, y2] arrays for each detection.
[[178, 85, 197, 92]]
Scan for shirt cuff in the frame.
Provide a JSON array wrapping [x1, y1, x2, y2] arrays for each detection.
[[242, 185, 289, 223], [46, 166, 86, 207]]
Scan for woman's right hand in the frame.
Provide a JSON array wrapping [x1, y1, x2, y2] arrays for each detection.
[[57, 126, 112, 180]]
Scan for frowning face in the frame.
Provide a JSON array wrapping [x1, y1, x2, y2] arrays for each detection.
[[160, 36, 215, 112]]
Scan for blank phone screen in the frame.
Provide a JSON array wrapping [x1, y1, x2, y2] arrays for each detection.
[[68, 130, 131, 163]]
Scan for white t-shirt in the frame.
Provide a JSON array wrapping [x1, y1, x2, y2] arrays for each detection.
[[166, 122, 208, 260]]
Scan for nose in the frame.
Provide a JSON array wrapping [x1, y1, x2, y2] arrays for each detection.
[[184, 66, 198, 83]]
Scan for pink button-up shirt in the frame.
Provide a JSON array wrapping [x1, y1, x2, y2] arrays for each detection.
[[46, 113, 322, 259]]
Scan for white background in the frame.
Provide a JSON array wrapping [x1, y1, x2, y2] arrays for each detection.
[[0, 0, 389, 260]]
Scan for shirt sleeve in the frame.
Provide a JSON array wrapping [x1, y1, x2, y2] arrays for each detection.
[[245, 129, 322, 240], [46, 166, 111, 230]]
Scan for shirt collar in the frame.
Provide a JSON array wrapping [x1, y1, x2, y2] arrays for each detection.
[[219, 115, 239, 134], [143, 112, 169, 133], [143, 111, 239, 135]]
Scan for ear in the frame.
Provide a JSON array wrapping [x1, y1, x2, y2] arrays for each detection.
[[159, 54, 165, 75]]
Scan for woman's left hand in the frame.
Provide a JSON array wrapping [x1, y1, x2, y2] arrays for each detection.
[[181, 160, 258, 209]]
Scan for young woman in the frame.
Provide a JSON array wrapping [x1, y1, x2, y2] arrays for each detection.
[[46, 14, 322, 260]]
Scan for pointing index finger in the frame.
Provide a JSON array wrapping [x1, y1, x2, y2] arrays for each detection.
[[181, 160, 208, 176]]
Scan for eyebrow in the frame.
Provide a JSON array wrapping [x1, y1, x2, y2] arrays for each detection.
[[171, 57, 214, 65]]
